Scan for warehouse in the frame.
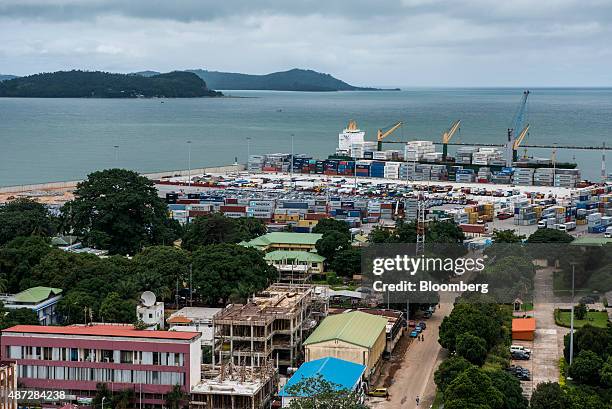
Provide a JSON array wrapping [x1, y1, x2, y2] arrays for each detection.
[[303, 311, 387, 379]]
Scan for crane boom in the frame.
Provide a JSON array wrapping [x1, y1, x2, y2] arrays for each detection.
[[377, 121, 403, 151], [506, 90, 530, 165], [512, 124, 530, 162], [442, 119, 461, 160]]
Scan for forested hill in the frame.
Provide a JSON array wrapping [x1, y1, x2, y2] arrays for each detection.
[[189, 68, 391, 91], [134, 68, 395, 91], [0, 74, 18, 82], [0, 70, 222, 98]]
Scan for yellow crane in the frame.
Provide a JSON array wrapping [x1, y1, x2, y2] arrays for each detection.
[[512, 124, 530, 162], [377, 121, 403, 151], [441, 120, 461, 160]]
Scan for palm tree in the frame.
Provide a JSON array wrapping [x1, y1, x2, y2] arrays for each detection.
[[165, 385, 188, 409]]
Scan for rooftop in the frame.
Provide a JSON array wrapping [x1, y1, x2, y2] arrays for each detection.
[[241, 232, 323, 248], [570, 236, 612, 246], [279, 357, 366, 397], [304, 311, 387, 348], [512, 318, 536, 332], [264, 250, 325, 263], [13, 286, 62, 304], [168, 307, 222, 323], [2, 324, 200, 341]]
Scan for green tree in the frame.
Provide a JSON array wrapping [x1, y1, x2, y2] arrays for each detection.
[[112, 388, 134, 409], [574, 303, 588, 320], [600, 356, 612, 388], [63, 169, 178, 255], [529, 382, 569, 409], [315, 231, 351, 263], [131, 246, 190, 300], [0, 303, 40, 329], [565, 386, 607, 409], [191, 244, 276, 305], [527, 229, 574, 243], [456, 333, 488, 366], [285, 376, 368, 409], [563, 325, 612, 362], [182, 213, 244, 250], [93, 383, 112, 408], [330, 247, 361, 277], [165, 384, 188, 409], [236, 217, 267, 241], [439, 303, 507, 351], [487, 369, 528, 409], [56, 290, 100, 324], [312, 218, 351, 238], [492, 229, 525, 243], [368, 226, 392, 243], [0, 198, 55, 245], [434, 356, 473, 393], [444, 367, 504, 409], [0, 236, 53, 292], [99, 292, 135, 323], [569, 350, 603, 385]]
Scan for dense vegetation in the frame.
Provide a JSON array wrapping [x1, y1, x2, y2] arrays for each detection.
[[0, 70, 222, 98], [137, 68, 389, 92]]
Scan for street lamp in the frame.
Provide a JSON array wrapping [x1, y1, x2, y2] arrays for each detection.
[[569, 262, 578, 366], [102, 396, 106, 409], [246, 137, 251, 174], [187, 140, 192, 187], [290, 133, 295, 185]]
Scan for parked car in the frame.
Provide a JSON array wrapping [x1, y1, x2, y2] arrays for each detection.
[[410, 330, 419, 338], [511, 351, 530, 360], [418, 321, 427, 330], [368, 388, 389, 398], [510, 345, 531, 355]]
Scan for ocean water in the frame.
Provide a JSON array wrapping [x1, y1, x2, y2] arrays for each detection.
[[0, 88, 610, 187]]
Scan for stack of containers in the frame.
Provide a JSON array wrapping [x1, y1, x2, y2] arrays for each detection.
[[314, 199, 327, 213], [324, 160, 339, 175], [355, 160, 371, 177], [491, 168, 514, 184], [399, 162, 415, 181], [477, 167, 492, 183], [416, 164, 432, 181], [188, 203, 213, 219], [380, 202, 394, 220], [404, 198, 418, 220], [455, 169, 475, 183], [220, 204, 247, 218], [514, 201, 538, 226], [367, 201, 382, 220], [373, 151, 388, 160], [422, 152, 444, 162], [386, 150, 404, 161], [533, 168, 555, 186], [465, 206, 479, 224], [384, 162, 401, 179], [513, 168, 535, 185], [587, 213, 604, 233], [448, 166, 463, 182], [370, 161, 386, 178], [554, 169, 581, 188], [337, 160, 355, 176], [350, 141, 377, 159], [248, 155, 265, 172], [430, 165, 448, 181], [247, 200, 275, 220], [456, 147, 478, 164], [404, 141, 436, 161], [315, 160, 325, 174]]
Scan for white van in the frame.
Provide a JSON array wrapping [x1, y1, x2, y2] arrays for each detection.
[[510, 345, 532, 355]]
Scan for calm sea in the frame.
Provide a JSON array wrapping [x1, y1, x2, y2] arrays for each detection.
[[0, 88, 610, 187]]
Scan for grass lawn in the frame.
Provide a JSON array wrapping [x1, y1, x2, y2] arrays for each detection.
[[556, 310, 609, 328]]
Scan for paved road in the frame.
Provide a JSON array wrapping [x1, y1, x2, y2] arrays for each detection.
[[370, 293, 455, 409]]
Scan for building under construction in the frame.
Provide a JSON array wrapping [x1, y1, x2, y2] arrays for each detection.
[[190, 362, 277, 409], [212, 284, 325, 373]]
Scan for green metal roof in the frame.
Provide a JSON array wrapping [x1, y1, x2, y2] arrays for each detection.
[[14, 287, 63, 304], [264, 250, 325, 262], [241, 232, 323, 248], [570, 237, 612, 246], [304, 311, 387, 349]]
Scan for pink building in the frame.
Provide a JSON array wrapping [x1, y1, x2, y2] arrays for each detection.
[[0, 324, 201, 408]]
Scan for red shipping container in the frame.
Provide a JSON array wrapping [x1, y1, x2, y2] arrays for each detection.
[[220, 205, 247, 213], [225, 198, 238, 204], [305, 213, 327, 221], [176, 199, 200, 204], [460, 224, 486, 234], [189, 210, 211, 218], [381, 203, 393, 209]]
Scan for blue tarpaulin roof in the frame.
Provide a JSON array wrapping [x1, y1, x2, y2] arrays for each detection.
[[278, 357, 365, 397]]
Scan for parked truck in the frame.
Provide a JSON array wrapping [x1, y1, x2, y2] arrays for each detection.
[[605, 226, 612, 238], [557, 221, 576, 232]]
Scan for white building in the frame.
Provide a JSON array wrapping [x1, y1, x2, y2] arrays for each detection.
[[167, 307, 222, 347], [136, 291, 164, 330]]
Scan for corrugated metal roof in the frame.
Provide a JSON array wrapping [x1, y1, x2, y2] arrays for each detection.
[[2, 324, 200, 340], [570, 237, 612, 246], [278, 357, 365, 397], [264, 250, 325, 262], [241, 232, 323, 248], [512, 318, 536, 332], [13, 287, 63, 303], [304, 311, 387, 348]]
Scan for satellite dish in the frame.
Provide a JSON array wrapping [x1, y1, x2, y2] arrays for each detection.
[[140, 291, 156, 307]]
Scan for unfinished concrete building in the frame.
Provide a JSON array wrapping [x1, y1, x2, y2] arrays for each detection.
[[190, 362, 277, 409], [212, 284, 323, 373]]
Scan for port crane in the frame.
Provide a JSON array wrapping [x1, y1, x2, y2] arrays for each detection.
[[441, 120, 461, 161], [507, 90, 530, 165], [377, 121, 403, 151]]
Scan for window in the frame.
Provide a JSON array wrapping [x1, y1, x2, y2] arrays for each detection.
[[70, 348, 78, 362], [120, 351, 133, 364], [101, 350, 114, 363], [152, 352, 161, 366], [43, 347, 52, 360]]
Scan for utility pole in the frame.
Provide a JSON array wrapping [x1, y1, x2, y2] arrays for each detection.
[[187, 140, 192, 187], [189, 263, 193, 307], [290, 133, 295, 188], [569, 262, 577, 366], [246, 137, 251, 174]]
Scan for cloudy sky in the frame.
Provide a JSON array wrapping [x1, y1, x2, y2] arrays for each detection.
[[1, 0, 611, 86]]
